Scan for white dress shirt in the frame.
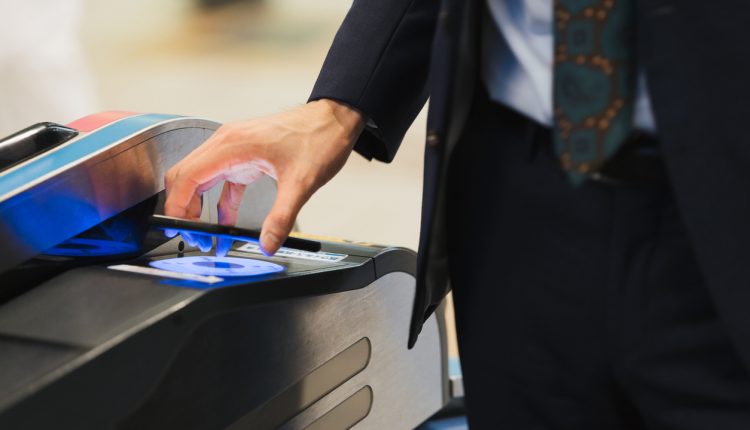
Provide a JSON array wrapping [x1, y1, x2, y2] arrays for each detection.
[[483, 0, 656, 132]]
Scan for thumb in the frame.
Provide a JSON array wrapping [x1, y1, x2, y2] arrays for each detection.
[[260, 178, 310, 255]]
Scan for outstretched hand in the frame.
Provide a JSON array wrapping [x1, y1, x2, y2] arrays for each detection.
[[164, 99, 365, 255]]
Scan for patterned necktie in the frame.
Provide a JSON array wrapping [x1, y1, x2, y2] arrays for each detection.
[[553, 0, 636, 184]]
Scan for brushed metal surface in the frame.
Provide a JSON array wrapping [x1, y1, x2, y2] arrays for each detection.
[[118, 272, 443, 430], [0, 118, 217, 274], [229, 338, 372, 430], [0, 258, 441, 428], [273, 272, 444, 430], [200, 174, 276, 229], [305, 386, 373, 430]]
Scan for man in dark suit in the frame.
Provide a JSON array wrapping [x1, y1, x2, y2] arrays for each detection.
[[165, 0, 750, 427]]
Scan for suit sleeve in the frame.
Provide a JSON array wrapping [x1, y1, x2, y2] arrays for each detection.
[[309, 0, 440, 162]]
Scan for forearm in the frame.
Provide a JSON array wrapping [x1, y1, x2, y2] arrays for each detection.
[[310, 0, 440, 162]]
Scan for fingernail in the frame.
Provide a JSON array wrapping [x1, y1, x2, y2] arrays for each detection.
[[260, 232, 279, 256]]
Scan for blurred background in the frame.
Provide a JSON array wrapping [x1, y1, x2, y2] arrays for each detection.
[[1, 0, 457, 356]]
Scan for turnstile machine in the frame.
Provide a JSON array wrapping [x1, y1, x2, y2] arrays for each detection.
[[0, 112, 450, 429]]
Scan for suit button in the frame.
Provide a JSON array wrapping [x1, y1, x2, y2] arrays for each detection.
[[426, 132, 440, 147], [439, 9, 449, 24]]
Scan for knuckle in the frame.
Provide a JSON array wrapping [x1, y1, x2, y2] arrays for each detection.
[[218, 199, 240, 212], [166, 164, 185, 184], [163, 201, 179, 215], [217, 123, 242, 141], [165, 167, 177, 184]]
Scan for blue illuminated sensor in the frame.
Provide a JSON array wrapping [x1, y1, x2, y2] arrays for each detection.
[[150, 256, 284, 277]]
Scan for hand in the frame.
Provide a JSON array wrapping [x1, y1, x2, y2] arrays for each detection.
[[164, 99, 365, 256]]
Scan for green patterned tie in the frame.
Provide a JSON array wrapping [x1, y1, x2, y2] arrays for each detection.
[[553, 0, 636, 184]]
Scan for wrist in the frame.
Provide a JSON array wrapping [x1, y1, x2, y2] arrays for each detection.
[[311, 99, 365, 145]]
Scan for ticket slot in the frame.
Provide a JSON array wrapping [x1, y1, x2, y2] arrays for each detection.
[[0, 123, 78, 173]]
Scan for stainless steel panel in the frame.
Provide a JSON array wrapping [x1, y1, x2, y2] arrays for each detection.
[[0, 118, 219, 274], [229, 338, 372, 430], [305, 386, 373, 430], [201, 174, 276, 229], [0, 265, 442, 429], [273, 272, 445, 430]]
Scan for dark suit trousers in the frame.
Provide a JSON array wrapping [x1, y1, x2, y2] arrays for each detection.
[[446, 90, 750, 429]]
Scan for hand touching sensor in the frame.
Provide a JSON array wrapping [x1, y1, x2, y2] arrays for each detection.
[[163, 99, 365, 256]]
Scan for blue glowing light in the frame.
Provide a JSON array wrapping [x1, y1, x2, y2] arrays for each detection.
[[0, 113, 179, 261], [44, 237, 139, 257], [150, 255, 284, 277], [193, 260, 243, 269]]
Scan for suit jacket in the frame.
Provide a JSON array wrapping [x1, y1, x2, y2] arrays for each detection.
[[309, 0, 750, 362]]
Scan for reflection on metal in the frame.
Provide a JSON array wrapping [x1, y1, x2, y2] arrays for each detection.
[[229, 338, 371, 430], [206, 174, 277, 230], [305, 386, 372, 430], [0, 116, 218, 274]]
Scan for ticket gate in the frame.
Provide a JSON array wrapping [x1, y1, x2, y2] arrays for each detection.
[[0, 113, 450, 429]]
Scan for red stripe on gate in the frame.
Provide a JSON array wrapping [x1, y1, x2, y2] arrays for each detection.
[[67, 111, 140, 132]]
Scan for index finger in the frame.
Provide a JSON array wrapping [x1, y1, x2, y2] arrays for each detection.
[[164, 149, 233, 218]]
